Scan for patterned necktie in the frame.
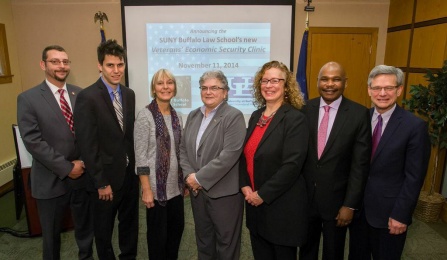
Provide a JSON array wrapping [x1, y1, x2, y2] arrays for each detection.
[[113, 90, 124, 131], [317, 105, 330, 159], [371, 114, 383, 159], [58, 89, 74, 134]]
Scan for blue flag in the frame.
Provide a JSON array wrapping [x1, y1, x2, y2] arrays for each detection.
[[296, 30, 309, 100], [100, 28, 106, 43]]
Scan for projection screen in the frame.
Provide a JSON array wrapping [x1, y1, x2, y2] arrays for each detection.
[[121, 0, 295, 121]]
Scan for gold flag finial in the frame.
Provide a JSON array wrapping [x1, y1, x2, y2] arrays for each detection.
[[94, 11, 109, 29]]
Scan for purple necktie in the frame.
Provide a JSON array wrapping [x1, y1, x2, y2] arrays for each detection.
[[318, 105, 330, 159], [371, 114, 382, 158]]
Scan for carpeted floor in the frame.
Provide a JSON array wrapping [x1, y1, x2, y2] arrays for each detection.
[[1, 193, 447, 259]]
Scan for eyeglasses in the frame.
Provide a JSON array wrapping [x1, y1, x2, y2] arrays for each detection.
[[199, 86, 225, 92], [369, 86, 398, 93], [45, 59, 71, 66], [260, 78, 285, 85]]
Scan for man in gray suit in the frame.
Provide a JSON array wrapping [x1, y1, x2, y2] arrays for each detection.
[[17, 45, 93, 260], [180, 70, 246, 260]]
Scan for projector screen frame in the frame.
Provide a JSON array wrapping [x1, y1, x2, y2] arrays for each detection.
[[120, 0, 296, 88]]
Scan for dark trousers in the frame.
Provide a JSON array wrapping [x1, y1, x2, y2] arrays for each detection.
[[299, 202, 347, 260], [250, 232, 297, 260], [190, 192, 244, 260], [348, 210, 371, 260], [348, 210, 407, 260], [92, 167, 139, 260], [36, 188, 93, 260], [369, 223, 407, 260], [146, 195, 184, 260]]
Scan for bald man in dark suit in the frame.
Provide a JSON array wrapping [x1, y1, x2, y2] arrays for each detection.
[[299, 62, 371, 260]]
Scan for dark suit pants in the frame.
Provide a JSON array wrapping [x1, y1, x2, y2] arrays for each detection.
[[250, 232, 297, 260], [190, 192, 243, 260], [299, 204, 347, 260], [348, 210, 371, 260], [348, 210, 407, 260], [368, 223, 407, 260], [71, 188, 94, 260], [36, 188, 93, 260], [92, 168, 139, 260], [36, 193, 70, 260], [146, 195, 184, 260]]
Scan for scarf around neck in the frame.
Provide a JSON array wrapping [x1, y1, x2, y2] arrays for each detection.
[[147, 99, 183, 206]]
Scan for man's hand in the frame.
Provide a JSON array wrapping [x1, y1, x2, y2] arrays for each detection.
[[388, 217, 407, 235], [185, 173, 201, 192], [98, 185, 113, 201], [141, 188, 155, 208], [336, 206, 354, 227], [68, 160, 85, 179]]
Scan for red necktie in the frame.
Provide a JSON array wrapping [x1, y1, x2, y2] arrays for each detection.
[[318, 105, 330, 159], [58, 89, 74, 134]]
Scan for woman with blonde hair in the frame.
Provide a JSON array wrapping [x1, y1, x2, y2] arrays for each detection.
[[134, 69, 185, 259]]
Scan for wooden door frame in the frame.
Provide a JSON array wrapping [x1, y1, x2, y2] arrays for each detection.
[[306, 27, 379, 96]]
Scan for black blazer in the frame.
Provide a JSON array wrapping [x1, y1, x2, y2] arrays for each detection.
[[74, 78, 136, 191], [364, 105, 430, 228], [302, 97, 371, 220], [239, 104, 309, 247]]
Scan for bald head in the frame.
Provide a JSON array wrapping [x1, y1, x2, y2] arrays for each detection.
[[317, 61, 347, 104], [318, 61, 346, 79]]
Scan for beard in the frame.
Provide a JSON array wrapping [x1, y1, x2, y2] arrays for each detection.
[[52, 70, 69, 82]]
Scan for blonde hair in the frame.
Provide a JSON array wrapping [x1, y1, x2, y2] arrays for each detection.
[[252, 61, 305, 109], [150, 69, 177, 99]]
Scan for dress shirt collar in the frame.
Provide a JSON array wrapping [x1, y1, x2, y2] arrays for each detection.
[[200, 101, 223, 118], [46, 79, 67, 94], [319, 95, 342, 110], [372, 104, 396, 124], [101, 77, 121, 101]]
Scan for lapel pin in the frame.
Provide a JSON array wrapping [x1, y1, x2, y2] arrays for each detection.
[[71, 91, 75, 96]]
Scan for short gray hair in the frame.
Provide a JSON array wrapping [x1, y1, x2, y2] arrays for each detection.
[[368, 65, 404, 87], [199, 70, 229, 91]]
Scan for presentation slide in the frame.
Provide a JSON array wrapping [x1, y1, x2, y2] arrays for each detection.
[[147, 23, 270, 115], [123, 3, 294, 121]]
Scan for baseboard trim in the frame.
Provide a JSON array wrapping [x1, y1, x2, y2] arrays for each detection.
[[0, 180, 14, 197]]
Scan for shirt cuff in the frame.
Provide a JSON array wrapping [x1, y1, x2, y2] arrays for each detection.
[[136, 166, 150, 175]]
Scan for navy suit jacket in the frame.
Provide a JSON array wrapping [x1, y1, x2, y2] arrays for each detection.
[[302, 96, 371, 220], [364, 105, 430, 228], [17, 81, 87, 199], [74, 78, 136, 191]]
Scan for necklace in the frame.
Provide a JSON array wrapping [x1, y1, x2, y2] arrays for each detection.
[[256, 110, 277, 128]]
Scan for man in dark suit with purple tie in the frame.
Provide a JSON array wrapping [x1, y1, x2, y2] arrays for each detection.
[[349, 65, 431, 260]]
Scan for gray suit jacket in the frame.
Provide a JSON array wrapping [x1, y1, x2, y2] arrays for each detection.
[[180, 101, 246, 198], [17, 81, 85, 199]]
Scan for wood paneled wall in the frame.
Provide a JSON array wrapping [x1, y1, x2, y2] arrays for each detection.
[[385, 0, 447, 193]]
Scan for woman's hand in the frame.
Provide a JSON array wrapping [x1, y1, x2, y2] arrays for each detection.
[[141, 188, 155, 208]]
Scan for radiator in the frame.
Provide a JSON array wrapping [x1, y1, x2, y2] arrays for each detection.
[[0, 158, 16, 187]]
